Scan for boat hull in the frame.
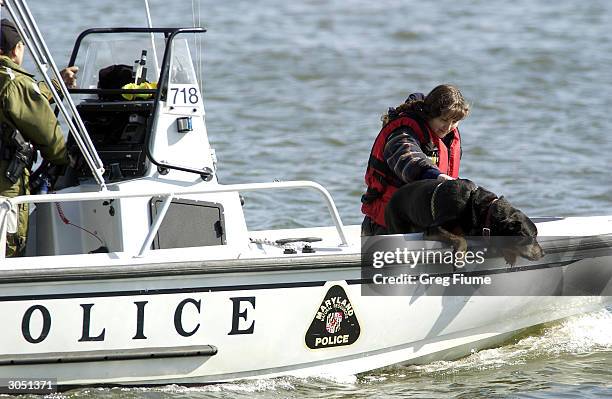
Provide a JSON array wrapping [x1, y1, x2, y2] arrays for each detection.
[[1, 244, 611, 387]]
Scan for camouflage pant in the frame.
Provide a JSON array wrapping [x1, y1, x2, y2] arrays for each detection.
[[1, 172, 29, 257]]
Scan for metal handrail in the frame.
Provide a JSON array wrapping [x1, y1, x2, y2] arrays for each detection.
[[0, 180, 350, 259]]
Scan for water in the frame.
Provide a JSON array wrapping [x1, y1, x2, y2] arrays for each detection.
[[17, 0, 612, 396]]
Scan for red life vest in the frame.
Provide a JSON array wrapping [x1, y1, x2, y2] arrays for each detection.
[[361, 115, 461, 227]]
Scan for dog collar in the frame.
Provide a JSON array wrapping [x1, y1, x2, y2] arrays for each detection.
[[482, 198, 499, 237], [430, 181, 445, 221]]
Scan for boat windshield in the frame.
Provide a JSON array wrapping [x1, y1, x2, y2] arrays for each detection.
[[70, 31, 201, 101]]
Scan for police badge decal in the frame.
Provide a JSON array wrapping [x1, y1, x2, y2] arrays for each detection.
[[305, 285, 361, 349]]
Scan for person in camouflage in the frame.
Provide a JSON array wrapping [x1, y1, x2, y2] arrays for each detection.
[[0, 18, 78, 256]]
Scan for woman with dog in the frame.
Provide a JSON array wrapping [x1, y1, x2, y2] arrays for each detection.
[[361, 84, 470, 236]]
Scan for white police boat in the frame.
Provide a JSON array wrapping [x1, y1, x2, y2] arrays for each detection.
[[0, 0, 611, 391]]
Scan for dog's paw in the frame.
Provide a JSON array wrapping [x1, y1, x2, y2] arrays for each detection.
[[502, 249, 518, 267], [452, 237, 468, 255]]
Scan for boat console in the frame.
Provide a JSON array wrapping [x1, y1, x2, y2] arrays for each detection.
[[73, 99, 152, 180], [60, 28, 214, 180], [62, 29, 161, 183]]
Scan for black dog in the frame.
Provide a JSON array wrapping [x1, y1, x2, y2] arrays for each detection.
[[384, 179, 544, 265]]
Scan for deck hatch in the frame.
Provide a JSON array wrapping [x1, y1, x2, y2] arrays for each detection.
[[149, 198, 226, 249]]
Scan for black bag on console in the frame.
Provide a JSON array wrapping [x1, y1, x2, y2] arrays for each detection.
[[98, 64, 134, 100]]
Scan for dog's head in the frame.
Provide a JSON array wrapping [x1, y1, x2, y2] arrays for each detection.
[[490, 197, 544, 265]]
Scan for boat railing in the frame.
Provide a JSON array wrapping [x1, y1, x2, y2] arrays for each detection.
[[0, 180, 350, 259]]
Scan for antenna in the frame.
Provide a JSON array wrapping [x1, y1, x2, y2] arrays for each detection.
[[144, 0, 160, 78], [191, 0, 204, 92]]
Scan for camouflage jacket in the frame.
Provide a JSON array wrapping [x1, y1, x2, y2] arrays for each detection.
[[0, 56, 67, 192]]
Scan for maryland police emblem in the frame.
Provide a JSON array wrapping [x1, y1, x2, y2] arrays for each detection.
[[305, 285, 360, 349]]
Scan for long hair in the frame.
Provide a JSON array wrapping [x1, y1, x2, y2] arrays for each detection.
[[382, 84, 470, 127]]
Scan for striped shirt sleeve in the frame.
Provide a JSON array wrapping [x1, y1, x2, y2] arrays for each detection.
[[383, 126, 440, 183]]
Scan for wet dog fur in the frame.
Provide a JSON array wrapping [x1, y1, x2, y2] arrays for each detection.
[[384, 179, 544, 265]]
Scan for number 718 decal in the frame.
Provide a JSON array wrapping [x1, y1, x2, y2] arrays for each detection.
[[168, 84, 201, 107]]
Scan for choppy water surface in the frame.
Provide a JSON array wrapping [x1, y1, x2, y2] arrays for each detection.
[[21, 0, 612, 397]]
